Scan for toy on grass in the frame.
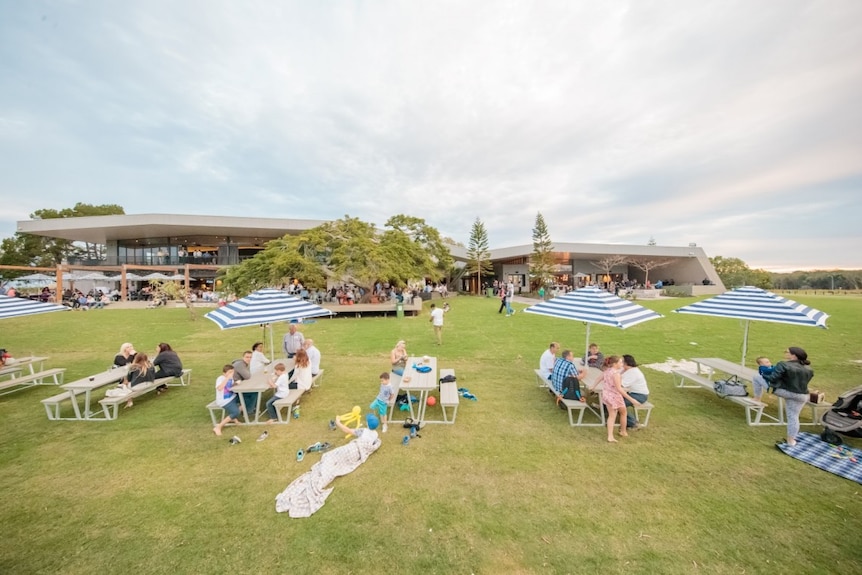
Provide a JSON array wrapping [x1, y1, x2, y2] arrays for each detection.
[[426, 395, 437, 406], [337, 406, 362, 439]]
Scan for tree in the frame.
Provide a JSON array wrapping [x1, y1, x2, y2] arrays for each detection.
[[464, 218, 494, 295], [629, 258, 672, 287], [530, 212, 555, 290], [710, 256, 767, 288], [590, 255, 628, 285], [31, 203, 126, 260], [221, 215, 451, 299]]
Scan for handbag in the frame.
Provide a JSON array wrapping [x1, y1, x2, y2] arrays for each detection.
[[714, 375, 748, 398]]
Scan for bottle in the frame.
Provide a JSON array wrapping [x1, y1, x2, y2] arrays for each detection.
[[292, 405, 300, 419]]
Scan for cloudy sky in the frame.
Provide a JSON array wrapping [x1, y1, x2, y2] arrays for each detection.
[[1, 1, 860, 271]]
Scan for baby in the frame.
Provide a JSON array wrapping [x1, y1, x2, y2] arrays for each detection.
[[752, 357, 773, 402]]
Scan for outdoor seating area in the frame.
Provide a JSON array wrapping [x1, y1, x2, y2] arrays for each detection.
[[0, 356, 66, 396]]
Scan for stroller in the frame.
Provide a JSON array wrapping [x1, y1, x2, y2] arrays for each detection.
[[820, 385, 862, 444]]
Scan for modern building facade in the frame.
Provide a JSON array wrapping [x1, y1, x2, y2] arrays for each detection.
[[17, 213, 725, 294]]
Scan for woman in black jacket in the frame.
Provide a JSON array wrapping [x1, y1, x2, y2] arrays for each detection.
[[153, 342, 183, 395], [766, 346, 814, 447]]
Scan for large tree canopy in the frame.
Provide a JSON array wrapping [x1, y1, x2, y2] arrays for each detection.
[[0, 203, 125, 271], [220, 214, 452, 298]]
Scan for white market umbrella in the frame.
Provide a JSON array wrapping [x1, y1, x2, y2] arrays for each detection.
[[168, 273, 192, 281], [123, 272, 143, 281], [16, 273, 54, 282], [142, 272, 173, 281], [204, 288, 335, 358], [524, 285, 663, 360], [76, 272, 113, 281], [673, 286, 828, 366], [0, 294, 69, 320]]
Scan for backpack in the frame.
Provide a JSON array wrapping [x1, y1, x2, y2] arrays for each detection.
[[562, 375, 582, 401]]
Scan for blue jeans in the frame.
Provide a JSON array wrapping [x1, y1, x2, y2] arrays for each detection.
[[624, 392, 649, 427], [241, 392, 259, 415], [265, 394, 283, 420]]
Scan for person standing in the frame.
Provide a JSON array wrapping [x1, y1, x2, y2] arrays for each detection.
[[620, 354, 649, 429], [766, 346, 814, 447], [429, 303, 447, 346], [497, 285, 507, 314], [213, 365, 241, 436], [369, 372, 394, 433], [505, 281, 515, 316], [601, 355, 641, 442], [282, 324, 305, 359]]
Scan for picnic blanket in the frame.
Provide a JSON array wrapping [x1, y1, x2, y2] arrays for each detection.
[[275, 437, 381, 517], [776, 432, 862, 485]]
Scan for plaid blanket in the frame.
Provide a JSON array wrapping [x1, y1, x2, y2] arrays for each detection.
[[776, 432, 862, 485]]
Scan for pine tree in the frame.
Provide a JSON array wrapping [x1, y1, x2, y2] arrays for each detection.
[[530, 212, 555, 290], [465, 218, 494, 294]]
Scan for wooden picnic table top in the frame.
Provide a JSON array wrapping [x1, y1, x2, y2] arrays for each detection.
[[691, 358, 758, 381]]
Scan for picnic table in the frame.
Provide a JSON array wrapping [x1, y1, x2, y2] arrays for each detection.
[[0, 356, 49, 379], [0, 356, 66, 397], [231, 372, 274, 424], [59, 367, 129, 420], [400, 356, 438, 423]]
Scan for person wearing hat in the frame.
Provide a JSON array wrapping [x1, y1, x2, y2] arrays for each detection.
[[621, 354, 649, 429], [335, 412, 380, 446]]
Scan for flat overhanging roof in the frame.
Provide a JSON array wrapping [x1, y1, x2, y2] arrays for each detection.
[[17, 214, 329, 244]]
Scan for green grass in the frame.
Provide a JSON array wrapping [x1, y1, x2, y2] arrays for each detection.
[[1, 294, 861, 574]]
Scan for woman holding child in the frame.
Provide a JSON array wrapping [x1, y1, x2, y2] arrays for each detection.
[[766, 346, 814, 447]]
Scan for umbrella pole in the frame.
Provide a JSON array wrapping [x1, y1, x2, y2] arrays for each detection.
[[584, 323, 591, 367], [741, 320, 749, 366]]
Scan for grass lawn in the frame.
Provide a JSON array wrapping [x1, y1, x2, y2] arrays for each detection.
[[1, 293, 861, 574]]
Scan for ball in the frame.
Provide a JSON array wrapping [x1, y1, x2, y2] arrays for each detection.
[[427, 395, 437, 406]]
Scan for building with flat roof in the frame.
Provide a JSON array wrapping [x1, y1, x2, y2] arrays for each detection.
[[16, 213, 725, 294]]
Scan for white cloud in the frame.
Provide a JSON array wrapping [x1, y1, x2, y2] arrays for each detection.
[[1, 0, 860, 271]]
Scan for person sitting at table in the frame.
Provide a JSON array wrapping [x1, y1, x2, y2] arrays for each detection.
[[122, 352, 155, 409], [287, 349, 312, 393], [751, 356, 773, 403], [549, 349, 586, 400], [539, 342, 559, 380], [584, 343, 604, 369], [250, 341, 270, 375], [213, 364, 241, 436], [113, 343, 136, 368], [304, 339, 321, 379], [390, 340, 408, 376], [264, 362, 291, 423], [153, 342, 183, 395], [232, 350, 257, 414], [0, 349, 13, 368], [621, 354, 649, 430]]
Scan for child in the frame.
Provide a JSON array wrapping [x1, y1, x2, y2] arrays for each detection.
[[600, 355, 641, 442], [213, 365, 241, 436], [752, 356, 773, 402], [264, 363, 290, 422], [369, 372, 393, 433], [335, 412, 380, 446]]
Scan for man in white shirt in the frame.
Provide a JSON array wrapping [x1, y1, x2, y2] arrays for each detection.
[[282, 324, 305, 358], [429, 303, 448, 345], [539, 342, 559, 380], [303, 339, 321, 377]]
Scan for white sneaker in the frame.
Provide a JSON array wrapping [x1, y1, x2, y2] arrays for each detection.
[[382, 423, 388, 433]]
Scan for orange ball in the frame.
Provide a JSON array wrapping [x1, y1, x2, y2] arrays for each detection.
[[426, 395, 437, 406]]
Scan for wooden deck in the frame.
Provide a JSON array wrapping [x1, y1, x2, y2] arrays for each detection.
[[322, 298, 424, 318]]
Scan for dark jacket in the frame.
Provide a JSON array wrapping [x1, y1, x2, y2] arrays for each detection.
[[128, 365, 156, 387], [766, 360, 813, 395], [154, 350, 183, 377]]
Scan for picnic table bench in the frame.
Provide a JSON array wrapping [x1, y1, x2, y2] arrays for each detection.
[[438, 368, 459, 424], [0, 368, 66, 396], [673, 369, 772, 426], [97, 369, 192, 420], [206, 370, 322, 426]]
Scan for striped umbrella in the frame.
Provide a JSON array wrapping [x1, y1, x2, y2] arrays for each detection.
[[673, 286, 828, 365], [0, 295, 69, 320], [205, 288, 334, 358], [524, 286, 662, 360]]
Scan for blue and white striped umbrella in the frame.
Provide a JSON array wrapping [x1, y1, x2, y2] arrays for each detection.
[[673, 286, 828, 365], [0, 294, 69, 320], [524, 286, 662, 360], [205, 289, 334, 358]]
